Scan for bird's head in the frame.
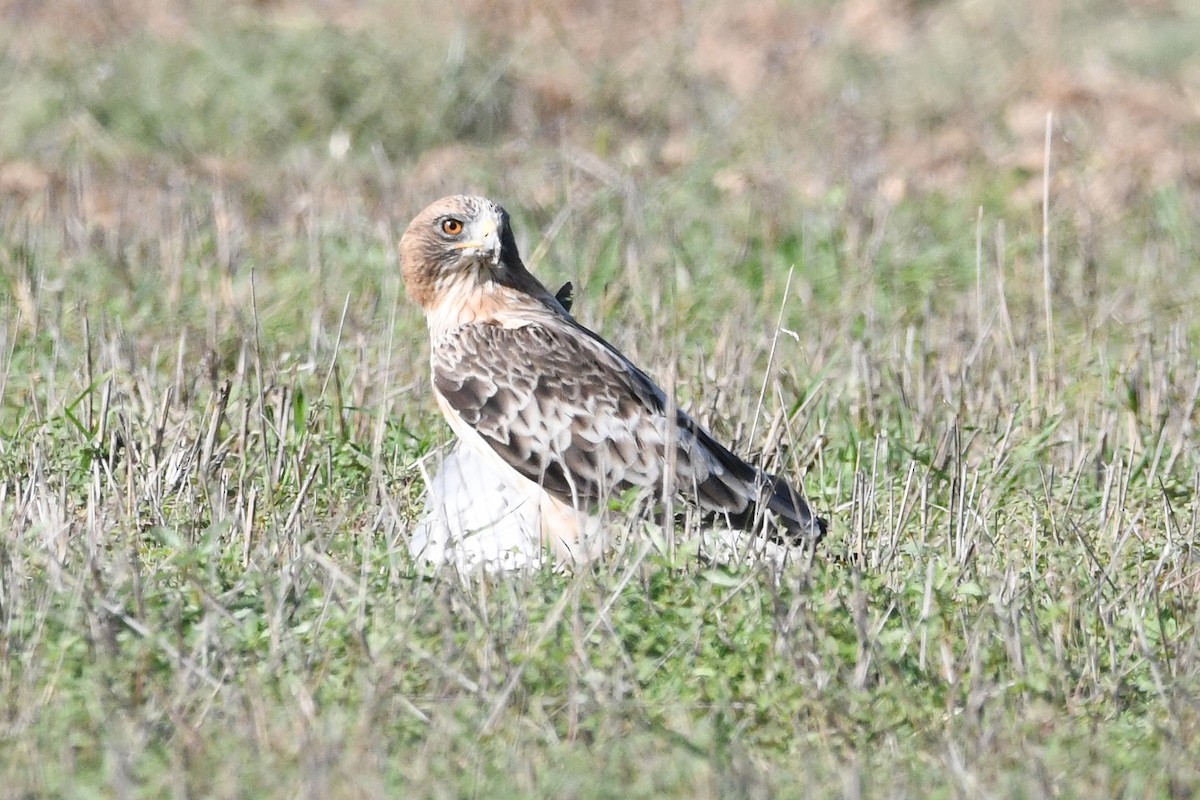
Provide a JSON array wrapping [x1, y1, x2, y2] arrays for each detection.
[[399, 195, 523, 310]]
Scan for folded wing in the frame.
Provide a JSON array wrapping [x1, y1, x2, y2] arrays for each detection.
[[432, 318, 826, 542]]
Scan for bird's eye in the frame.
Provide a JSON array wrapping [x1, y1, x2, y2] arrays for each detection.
[[440, 218, 464, 236]]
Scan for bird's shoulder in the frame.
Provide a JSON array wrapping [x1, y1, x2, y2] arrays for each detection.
[[431, 315, 665, 420]]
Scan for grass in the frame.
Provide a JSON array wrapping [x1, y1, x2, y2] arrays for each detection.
[[1, 0, 1199, 797]]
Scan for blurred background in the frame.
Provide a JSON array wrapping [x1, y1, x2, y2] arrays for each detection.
[[3, 0, 1197, 295]]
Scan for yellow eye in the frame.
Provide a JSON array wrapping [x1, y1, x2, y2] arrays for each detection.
[[441, 218, 463, 236]]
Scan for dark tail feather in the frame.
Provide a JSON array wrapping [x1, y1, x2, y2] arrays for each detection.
[[708, 470, 825, 545], [759, 471, 827, 543], [684, 419, 827, 545]]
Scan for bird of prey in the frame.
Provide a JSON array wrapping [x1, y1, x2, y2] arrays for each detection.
[[400, 194, 826, 564]]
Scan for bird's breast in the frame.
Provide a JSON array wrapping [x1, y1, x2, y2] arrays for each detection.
[[427, 278, 545, 334]]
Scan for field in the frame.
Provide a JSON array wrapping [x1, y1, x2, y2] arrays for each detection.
[[1, 0, 1199, 796]]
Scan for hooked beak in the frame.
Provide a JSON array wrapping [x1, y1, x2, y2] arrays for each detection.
[[451, 217, 502, 266]]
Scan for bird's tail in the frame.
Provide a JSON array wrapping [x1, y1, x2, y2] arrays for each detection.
[[682, 421, 827, 544], [754, 470, 827, 543]]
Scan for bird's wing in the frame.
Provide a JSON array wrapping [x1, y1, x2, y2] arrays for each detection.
[[432, 319, 669, 505], [546, 314, 825, 541], [431, 316, 820, 537]]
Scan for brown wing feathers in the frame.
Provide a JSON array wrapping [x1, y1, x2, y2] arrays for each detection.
[[433, 322, 664, 504], [433, 320, 827, 542]]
